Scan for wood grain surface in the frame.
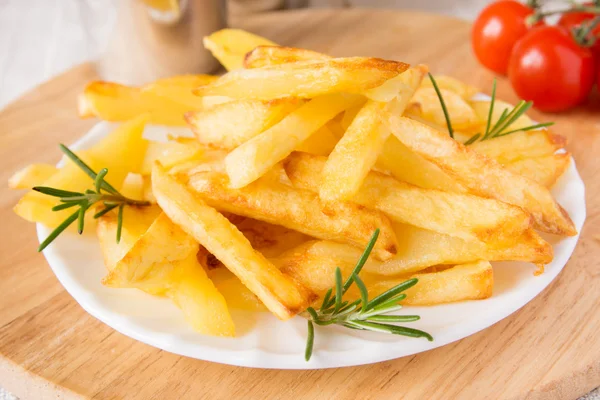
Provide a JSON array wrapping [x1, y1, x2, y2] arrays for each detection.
[[0, 9, 599, 400]]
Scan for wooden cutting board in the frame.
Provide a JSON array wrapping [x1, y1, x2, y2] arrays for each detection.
[[0, 9, 599, 400]]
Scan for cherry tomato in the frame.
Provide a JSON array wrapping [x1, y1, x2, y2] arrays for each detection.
[[472, 0, 538, 75], [557, 7, 600, 60], [508, 25, 595, 112]]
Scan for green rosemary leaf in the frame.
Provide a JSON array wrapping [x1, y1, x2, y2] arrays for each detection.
[[77, 204, 87, 234], [116, 204, 125, 243], [485, 107, 509, 140], [320, 288, 333, 312], [38, 210, 79, 252], [333, 267, 343, 314], [306, 306, 319, 321], [353, 273, 369, 312], [490, 101, 532, 137], [370, 293, 407, 312], [93, 203, 119, 219], [366, 278, 418, 311], [350, 321, 433, 341], [32, 186, 83, 198], [428, 73, 454, 138], [342, 229, 379, 295], [495, 122, 554, 138], [366, 315, 420, 323], [464, 133, 481, 146], [338, 299, 361, 314], [52, 201, 81, 212], [483, 79, 497, 138], [305, 320, 314, 361], [95, 168, 109, 193], [60, 144, 119, 194]]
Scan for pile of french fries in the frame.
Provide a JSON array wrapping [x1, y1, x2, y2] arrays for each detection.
[[9, 29, 575, 337]]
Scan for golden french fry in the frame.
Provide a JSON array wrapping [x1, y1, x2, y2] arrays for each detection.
[[208, 267, 266, 311], [506, 153, 571, 188], [469, 130, 566, 164], [387, 116, 576, 236], [78, 81, 190, 126], [185, 170, 399, 261], [8, 164, 57, 189], [193, 57, 409, 100], [203, 29, 277, 71], [142, 74, 218, 110], [185, 98, 301, 149], [152, 163, 315, 320], [14, 115, 149, 227], [225, 93, 361, 188], [365, 64, 428, 102], [408, 87, 480, 130], [294, 125, 339, 156], [140, 139, 204, 175], [285, 152, 531, 243], [420, 75, 479, 100], [320, 66, 427, 202], [244, 46, 330, 68]]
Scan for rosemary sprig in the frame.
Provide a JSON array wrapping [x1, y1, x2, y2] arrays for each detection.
[[34, 145, 151, 252], [428, 75, 554, 145], [303, 229, 433, 361]]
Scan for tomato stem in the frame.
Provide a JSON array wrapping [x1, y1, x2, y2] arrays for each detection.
[[526, 5, 600, 26], [572, 16, 600, 47]]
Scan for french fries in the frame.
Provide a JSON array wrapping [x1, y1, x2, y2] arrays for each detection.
[[193, 57, 409, 100], [225, 93, 361, 188], [469, 129, 565, 163], [142, 74, 218, 110], [408, 87, 480, 130], [244, 46, 330, 68], [185, 169, 399, 261], [506, 153, 571, 188], [285, 152, 532, 243], [419, 75, 479, 100], [319, 66, 427, 202], [203, 28, 277, 71], [186, 98, 302, 149], [387, 116, 576, 236], [152, 163, 315, 320], [8, 164, 57, 189]]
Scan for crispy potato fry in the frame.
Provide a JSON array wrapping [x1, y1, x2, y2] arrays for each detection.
[[194, 57, 409, 100], [203, 29, 277, 71], [285, 152, 531, 243], [208, 267, 267, 311], [244, 46, 330, 68], [169, 254, 236, 337], [185, 98, 301, 149], [152, 163, 315, 320], [470, 99, 535, 134], [364, 64, 428, 102], [119, 173, 146, 201], [408, 87, 480, 130], [185, 170, 398, 261], [225, 93, 361, 188], [420, 75, 479, 100], [79, 81, 191, 125], [8, 164, 57, 189], [294, 125, 340, 156], [140, 139, 204, 175], [96, 205, 162, 271], [14, 115, 149, 227], [142, 74, 218, 110], [368, 261, 493, 305], [469, 130, 566, 163], [387, 116, 576, 236], [376, 136, 466, 193], [320, 66, 427, 202], [506, 153, 571, 188]]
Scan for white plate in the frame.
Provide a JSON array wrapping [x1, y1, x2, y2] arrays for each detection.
[[38, 121, 586, 369]]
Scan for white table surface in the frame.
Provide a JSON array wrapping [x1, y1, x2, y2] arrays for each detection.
[[0, 0, 597, 399]]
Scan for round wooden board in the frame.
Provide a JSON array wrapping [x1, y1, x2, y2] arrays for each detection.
[[0, 8, 599, 400]]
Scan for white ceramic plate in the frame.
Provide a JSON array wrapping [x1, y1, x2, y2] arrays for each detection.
[[38, 121, 586, 369]]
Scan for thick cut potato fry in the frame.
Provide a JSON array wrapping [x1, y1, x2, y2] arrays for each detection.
[[8, 164, 57, 189], [377, 136, 466, 193], [185, 98, 301, 149], [142, 74, 218, 110], [506, 153, 571, 188], [203, 29, 277, 71], [96, 205, 162, 271], [169, 254, 236, 337], [244, 46, 330, 68], [140, 139, 204, 175], [469, 130, 566, 163], [225, 93, 361, 188], [14, 115, 148, 227], [364, 64, 428, 102], [408, 87, 480, 130], [294, 125, 339, 156], [420, 75, 479, 100], [208, 267, 267, 311], [186, 170, 398, 261], [470, 99, 535, 134], [193, 57, 409, 100], [277, 242, 493, 305], [387, 116, 576, 236], [79, 81, 191, 126], [368, 261, 493, 305], [119, 173, 146, 201], [285, 152, 531, 243], [152, 163, 315, 320], [320, 66, 427, 202], [102, 213, 198, 290]]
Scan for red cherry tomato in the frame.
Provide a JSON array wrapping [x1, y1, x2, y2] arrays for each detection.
[[557, 7, 600, 60], [472, 0, 538, 75], [508, 25, 595, 112]]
